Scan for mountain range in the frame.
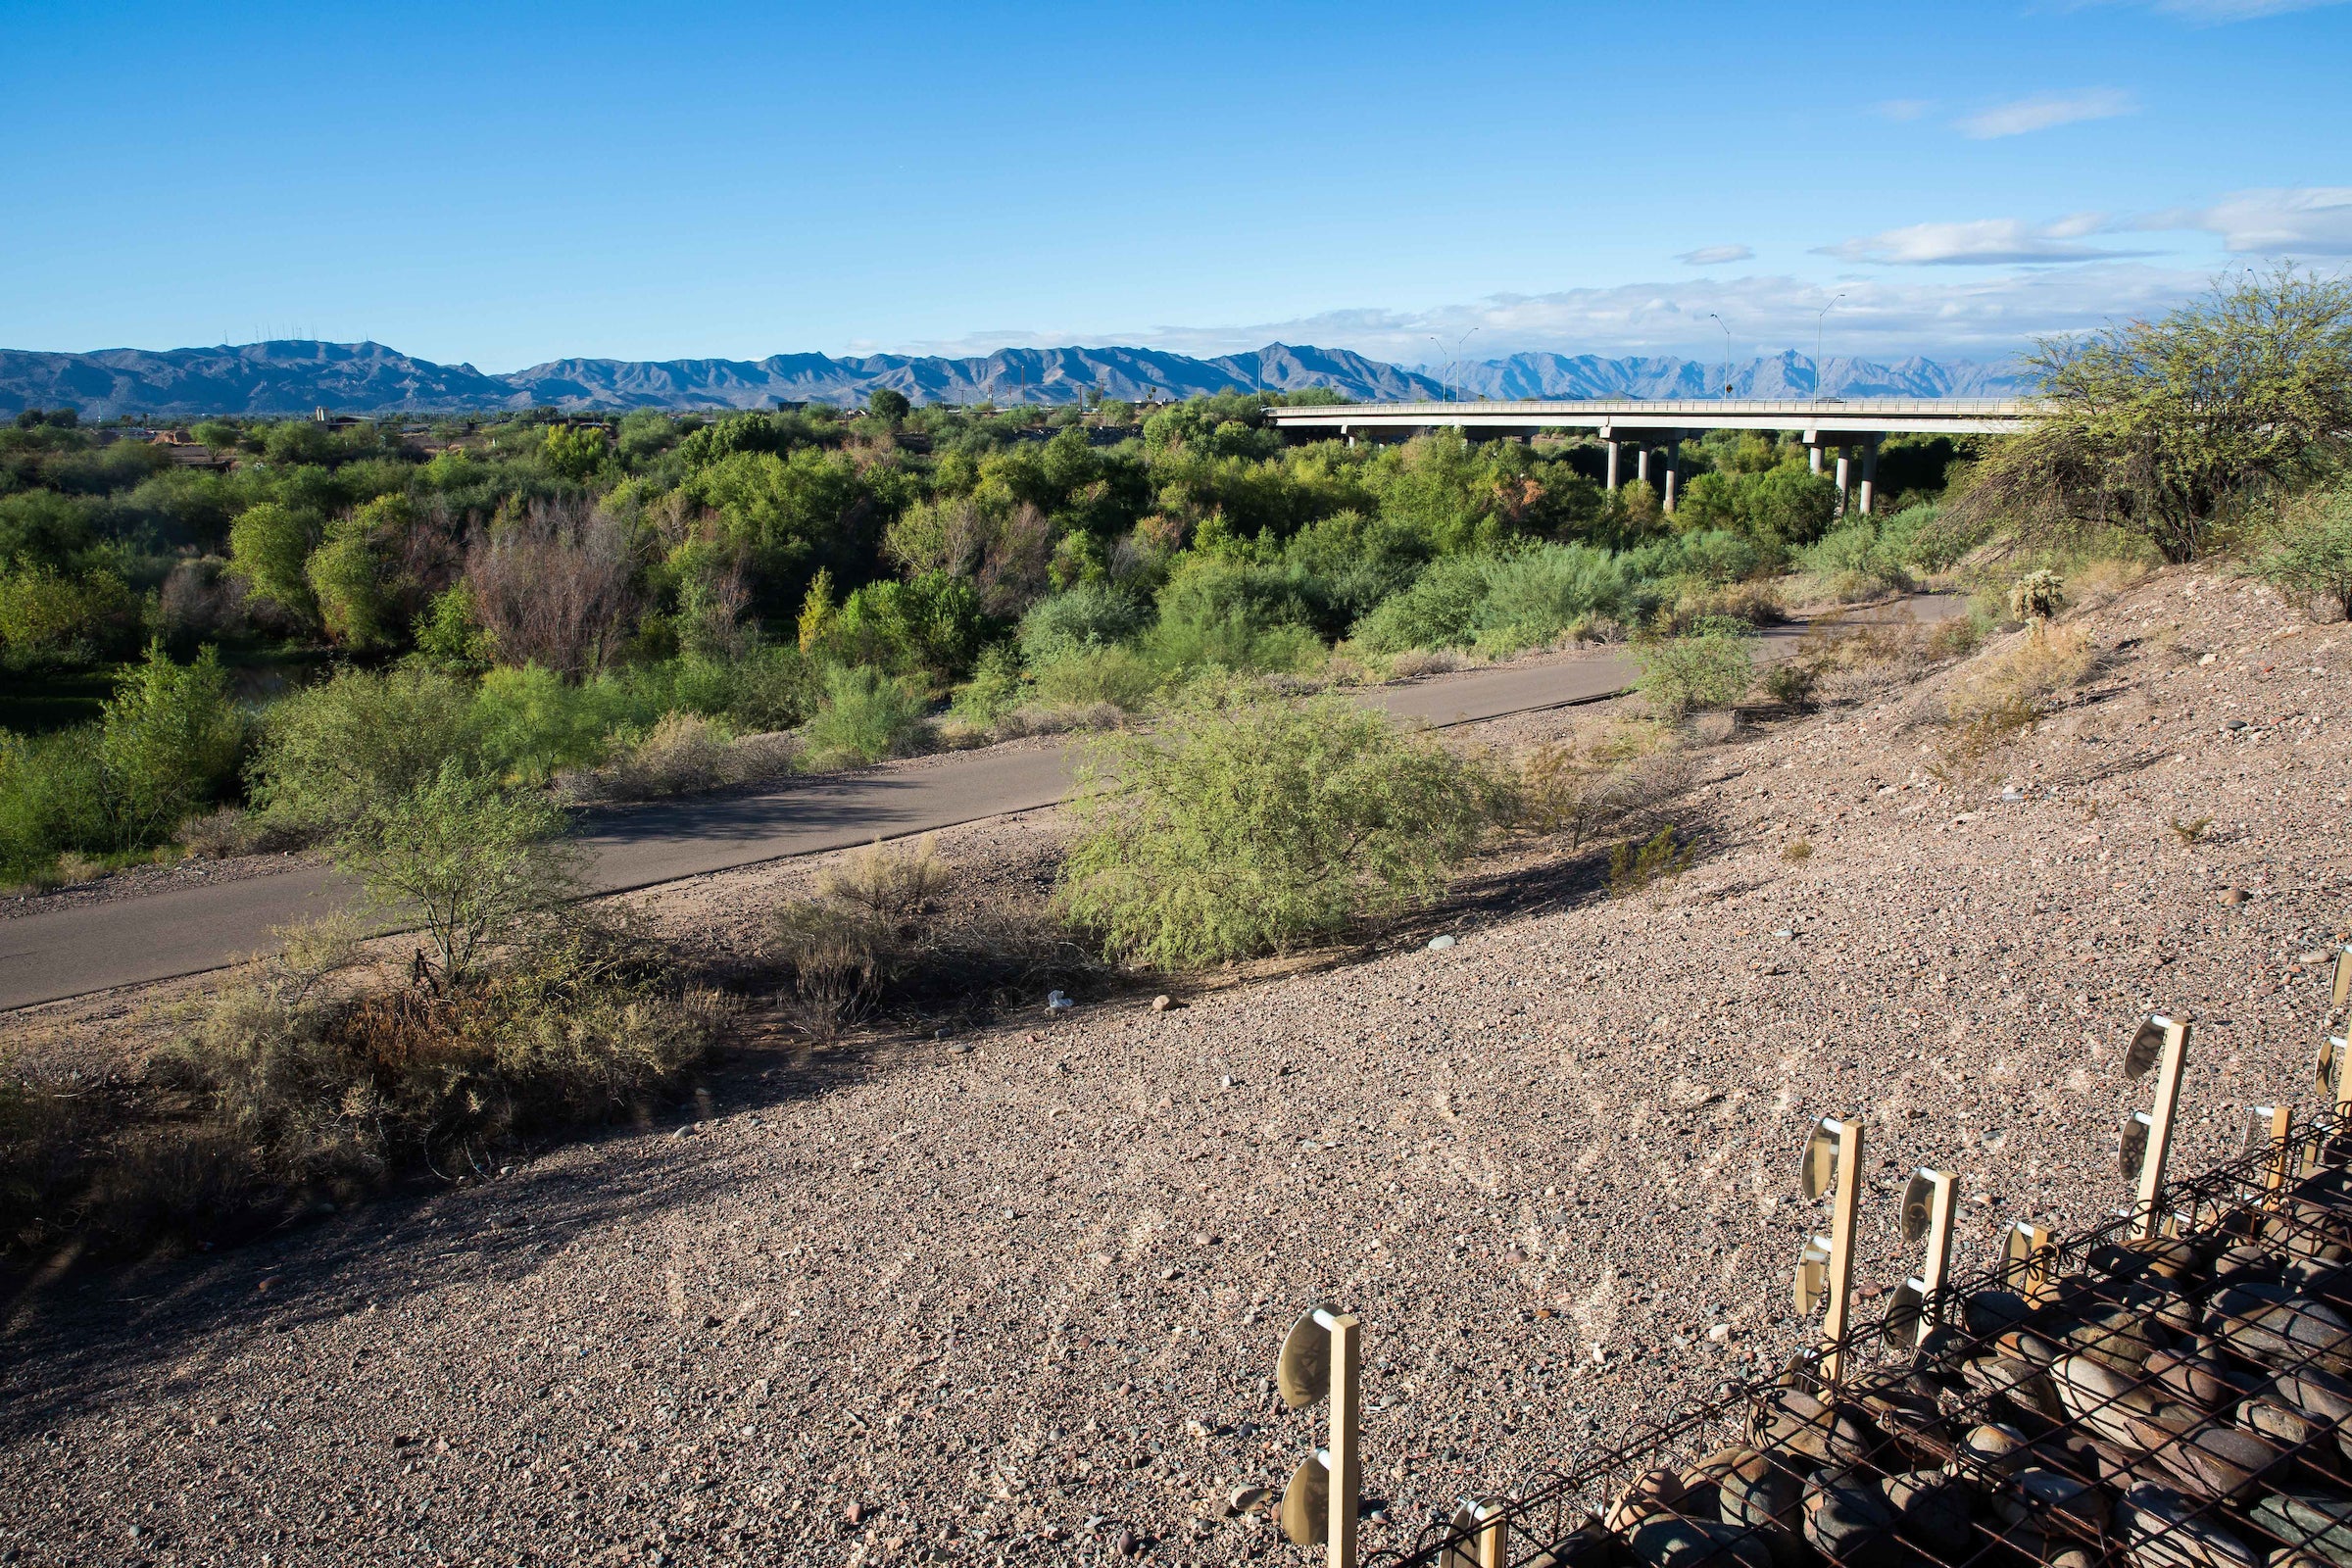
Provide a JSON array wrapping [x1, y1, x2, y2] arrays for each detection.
[[0, 338, 2036, 419]]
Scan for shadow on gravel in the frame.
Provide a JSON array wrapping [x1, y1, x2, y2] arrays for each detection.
[[0, 1031, 894, 1442]]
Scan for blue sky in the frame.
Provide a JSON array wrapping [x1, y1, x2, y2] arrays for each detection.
[[3, 0, 2347, 368]]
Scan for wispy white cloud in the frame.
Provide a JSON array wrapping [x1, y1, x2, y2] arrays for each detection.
[[2082, 0, 2346, 21], [1875, 98, 1934, 122], [1957, 87, 2136, 138], [1814, 214, 2148, 266], [1675, 244, 1753, 266], [890, 265, 2211, 363], [2138, 186, 2352, 254]]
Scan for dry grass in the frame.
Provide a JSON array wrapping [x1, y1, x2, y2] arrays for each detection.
[[1384, 648, 1478, 679], [2168, 814, 2215, 845], [768, 840, 1098, 1039], [2, 914, 722, 1261], [1781, 839, 1813, 861], [1509, 726, 1694, 852], [563, 716, 802, 803]]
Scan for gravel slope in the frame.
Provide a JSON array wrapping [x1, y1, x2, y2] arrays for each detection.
[[1, 567, 2346, 1568]]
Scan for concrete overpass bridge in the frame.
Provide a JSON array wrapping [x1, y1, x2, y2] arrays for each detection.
[[1261, 397, 2039, 515]]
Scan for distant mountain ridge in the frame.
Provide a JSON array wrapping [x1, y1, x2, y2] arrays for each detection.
[[0, 338, 2036, 418]]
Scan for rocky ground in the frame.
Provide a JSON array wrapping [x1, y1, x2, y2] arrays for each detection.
[[2, 565, 2348, 1568]]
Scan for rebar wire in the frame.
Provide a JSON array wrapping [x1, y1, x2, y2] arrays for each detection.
[[1363, 1116, 2352, 1568]]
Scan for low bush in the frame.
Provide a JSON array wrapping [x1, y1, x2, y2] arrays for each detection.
[[2008, 569, 2069, 621], [2252, 483, 2352, 620], [803, 663, 933, 765], [1632, 628, 1754, 719], [1509, 730, 1693, 850], [250, 663, 482, 836], [768, 838, 1094, 1037], [1608, 825, 1696, 897], [1800, 522, 1915, 600], [160, 914, 718, 1187], [1057, 695, 1502, 967], [1026, 642, 1164, 711]]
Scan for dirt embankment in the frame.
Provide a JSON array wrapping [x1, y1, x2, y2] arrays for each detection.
[[1, 567, 2346, 1567]]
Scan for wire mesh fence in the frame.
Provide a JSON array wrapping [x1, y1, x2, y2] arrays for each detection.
[[1358, 1111, 2352, 1568]]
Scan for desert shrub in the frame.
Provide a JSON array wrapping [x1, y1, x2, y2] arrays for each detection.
[[949, 643, 1028, 724], [250, 663, 482, 835], [0, 729, 106, 885], [1028, 642, 1165, 711], [1057, 695, 1500, 967], [335, 761, 578, 989], [1018, 582, 1151, 663], [768, 838, 1093, 1036], [1800, 521, 1915, 599], [1608, 825, 1696, 897], [804, 663, 932, 765], [1761, 662, 1816, 707], [1471, 545, 1649, 653], [2008, 569, 2068, 621], [1874, 503, 1985, 572], [470, 662, 653, 783], [176, 805, 264, 859], [1348, 554, 1494, 653], [161, 915, 716, 1186], [96, 641, 247, 853], [1509, 731, 1693, 850], [596, 711, 727, 798], [1632, 628, 1754, 719], [2252, 483, 2352, 620]]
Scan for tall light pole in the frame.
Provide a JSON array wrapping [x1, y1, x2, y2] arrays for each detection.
[[1448, 327, 1481, 404], [1814, 293, 1844, 408], [1426, 335, 1446, 404], [1707, 313, 1733, 403]]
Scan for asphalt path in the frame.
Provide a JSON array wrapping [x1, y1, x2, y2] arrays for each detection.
[[0, 598, 1958, 1010]]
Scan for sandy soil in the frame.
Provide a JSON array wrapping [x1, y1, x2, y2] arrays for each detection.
[[1, 566, 2347, 1567]]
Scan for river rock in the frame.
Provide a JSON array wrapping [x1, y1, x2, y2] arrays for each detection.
[[2206, 1287, 2352, 1376], [1802, 1469, 1895, 1568], [1625, 1516, 1772, 1568], [2116, 1482, 2264, 1568], [2252, 1486, 2352, 1568], [1880, 1469, 1973, 1557]]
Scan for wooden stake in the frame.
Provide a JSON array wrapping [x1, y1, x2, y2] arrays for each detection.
[[1916, 1169, 1958, 1345], [1477, 1499, 1506, 1568], [1820, 1116, 1865, 1383], [2264, 1103, 2295, 1200], [2134, 1019, 2190, 1241], [2018, 1222, 2055, 1303], [1326, 1313, 1360, 1568], [2333, 945, 2352, 1015]]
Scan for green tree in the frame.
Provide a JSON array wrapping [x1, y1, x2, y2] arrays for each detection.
[[227, 502, 322, 628], [1967, 268, 2352, 563], [542, 422, 609, 482], [335, 761, 577, 989], [306, 494, 414, 650], [96, 641, 246, 852], [867, 388, 911, 426]]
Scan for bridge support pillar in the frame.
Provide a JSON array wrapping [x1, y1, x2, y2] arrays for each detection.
[[1636, 446, 1650, 486], [1604, 440, 1619, 491], [1834, 447, 1852, 514], [1808, 444, 1822, 475], [1858, 437, 1879, 515], [1661, 434, 1680, 514]]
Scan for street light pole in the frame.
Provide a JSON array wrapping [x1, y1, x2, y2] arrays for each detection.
[[1814, 293, 1844, 409], [1449, 327, 1481, 405], [1426, 335, 1445, 404], [1707, 313, 1732, 403]]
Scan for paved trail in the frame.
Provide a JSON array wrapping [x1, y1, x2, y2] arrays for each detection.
[[0, 602, 1955, 1010]]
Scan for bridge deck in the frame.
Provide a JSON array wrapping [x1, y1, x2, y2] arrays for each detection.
[[1262, 397, 2035, 437]]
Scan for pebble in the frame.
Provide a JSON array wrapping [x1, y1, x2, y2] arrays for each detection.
[[1427, 934, 1456, 951]]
